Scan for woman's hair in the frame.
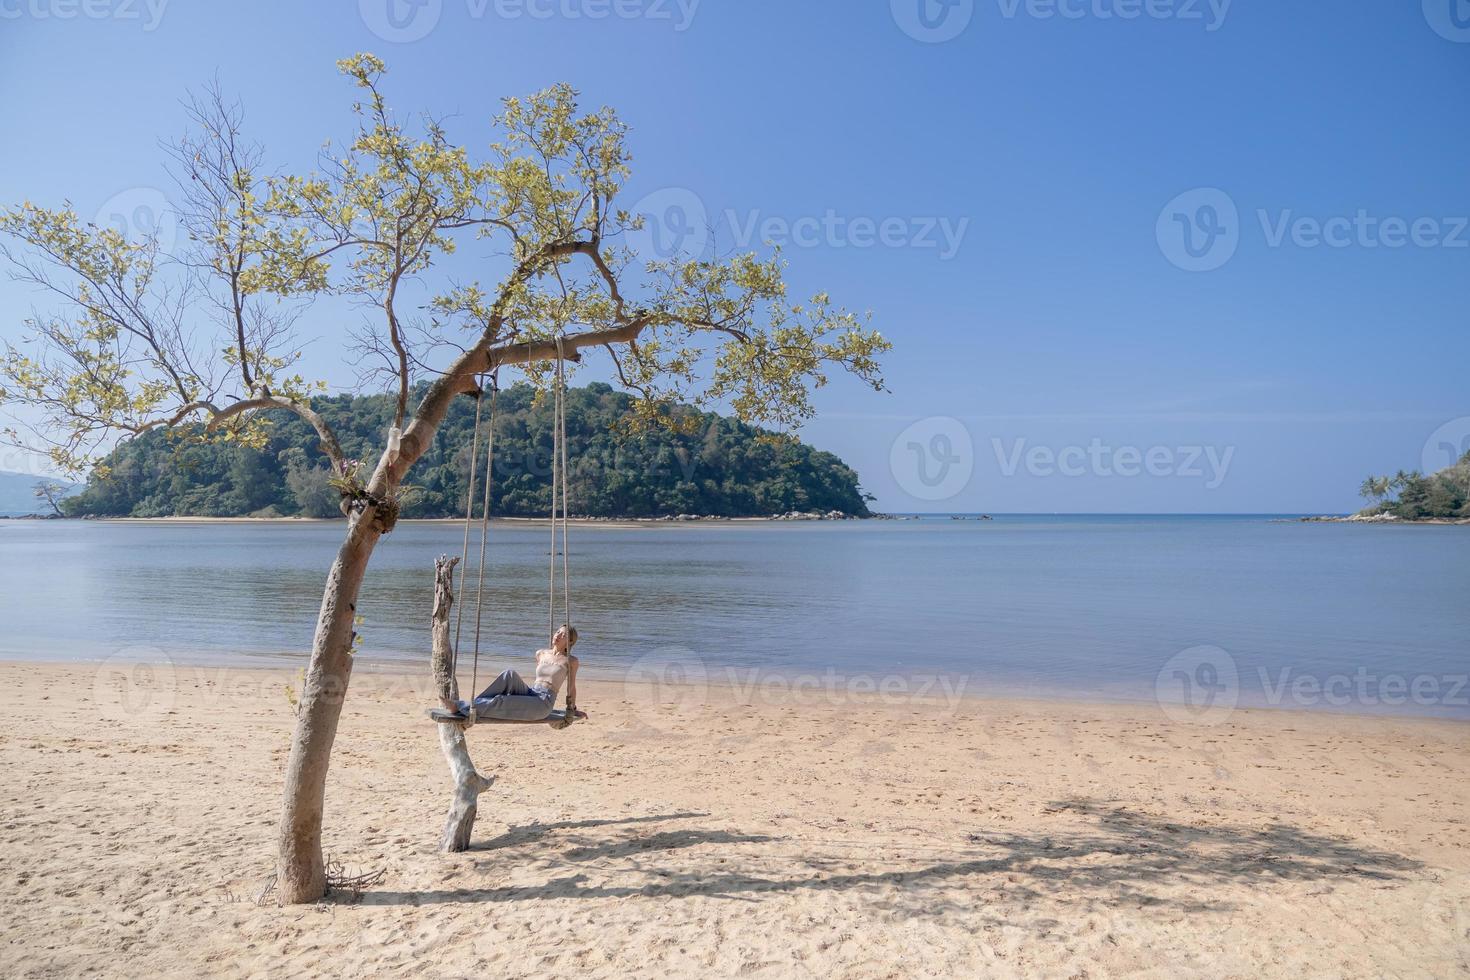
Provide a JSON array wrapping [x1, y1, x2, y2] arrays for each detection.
[[556, 624, 578, 649]]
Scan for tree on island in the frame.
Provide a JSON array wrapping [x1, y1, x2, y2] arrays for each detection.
[[0, 56, 889, 903], [1358, 455, 1470, 520], [31, 479, 68, 516]]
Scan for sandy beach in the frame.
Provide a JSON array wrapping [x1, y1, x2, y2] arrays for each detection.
[[1, 659, 1467, 978]]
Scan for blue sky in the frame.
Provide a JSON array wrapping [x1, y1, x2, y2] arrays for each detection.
[[0, 1, 1466, 513]]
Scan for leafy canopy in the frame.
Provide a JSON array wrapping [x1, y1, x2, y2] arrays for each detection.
[[0, 54, 889, 482]]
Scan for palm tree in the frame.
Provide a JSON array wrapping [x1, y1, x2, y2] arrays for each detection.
[[1358, 475, 1393, 506]]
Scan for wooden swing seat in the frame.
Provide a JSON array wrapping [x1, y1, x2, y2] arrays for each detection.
[[428, 707, 570, 726]]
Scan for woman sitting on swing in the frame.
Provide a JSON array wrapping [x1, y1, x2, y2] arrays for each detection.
[[451, 625, 587, 725]]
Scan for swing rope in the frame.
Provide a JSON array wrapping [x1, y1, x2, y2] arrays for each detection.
[[451, 372, 497, 702], [549, 335, 571, 636], [451, 376, 486, 682], [469, 374, 497, 699]]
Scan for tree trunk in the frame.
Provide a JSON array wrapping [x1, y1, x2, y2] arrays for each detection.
[[430, 555, 494, 851], [274, 511, 383, 903]]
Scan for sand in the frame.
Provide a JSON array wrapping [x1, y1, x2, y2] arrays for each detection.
[[1, 659, 1466, 978]]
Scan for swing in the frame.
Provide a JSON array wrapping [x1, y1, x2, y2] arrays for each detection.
[[430, 336, 580, 729]]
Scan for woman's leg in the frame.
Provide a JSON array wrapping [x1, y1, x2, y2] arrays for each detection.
[[472, 691, 556, 721], [476, 669, 532, 701]]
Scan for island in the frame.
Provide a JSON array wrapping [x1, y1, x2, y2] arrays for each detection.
[[59, 383, 875, 521], [1304, 450, 1470, 524]]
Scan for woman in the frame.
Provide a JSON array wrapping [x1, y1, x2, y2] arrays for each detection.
[[455, 625, 585, 726]]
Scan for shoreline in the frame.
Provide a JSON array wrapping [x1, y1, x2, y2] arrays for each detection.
[[4, 658, 1468, 976], [1300, 514, 1470, 526], [8, 655, 1466, 726], [0, 513, 871, 527]]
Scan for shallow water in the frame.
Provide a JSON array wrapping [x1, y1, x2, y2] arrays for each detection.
[[1, 516, 1466, 717]]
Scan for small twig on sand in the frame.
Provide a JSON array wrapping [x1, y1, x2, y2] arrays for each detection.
[[254, 873, 278, 907], [324, 859, 387, 901], [248, 860, 384, 906]]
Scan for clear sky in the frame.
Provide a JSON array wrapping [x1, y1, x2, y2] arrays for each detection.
[[1, 1, 1466, 513]]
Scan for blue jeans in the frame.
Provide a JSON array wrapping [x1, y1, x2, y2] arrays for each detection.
[[467, 669, 555, 721]]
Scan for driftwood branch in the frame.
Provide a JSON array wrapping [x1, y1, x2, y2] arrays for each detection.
[[430, 554, 494, 852]]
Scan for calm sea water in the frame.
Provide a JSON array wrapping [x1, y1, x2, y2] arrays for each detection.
[[1, 516, 1466, 718]]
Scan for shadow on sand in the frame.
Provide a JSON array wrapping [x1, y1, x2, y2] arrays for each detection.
[[360, 800, 1422, 912]]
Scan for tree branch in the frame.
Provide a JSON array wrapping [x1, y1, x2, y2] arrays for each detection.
[[206, 395, 346, 468]]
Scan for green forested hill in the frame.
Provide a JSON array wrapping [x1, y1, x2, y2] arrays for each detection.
[[64, 383, 873, 519]]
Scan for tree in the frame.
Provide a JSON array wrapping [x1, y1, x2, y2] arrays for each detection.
[[32, 479, 68, 516], [0, 55, 889, 902], [281, 447, 341, 519], [1358, 475, 1392, 507]]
